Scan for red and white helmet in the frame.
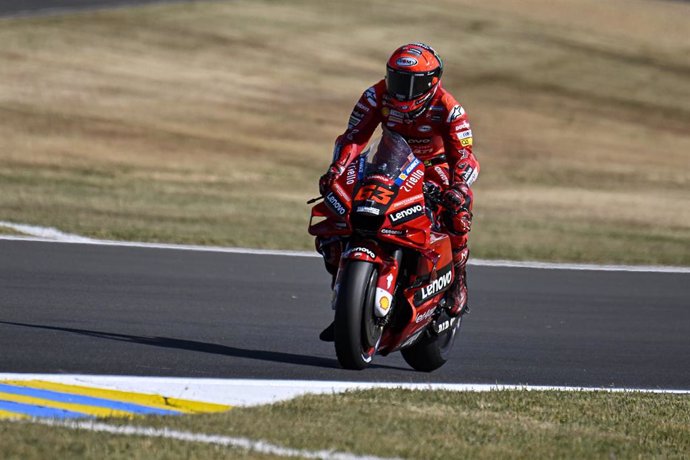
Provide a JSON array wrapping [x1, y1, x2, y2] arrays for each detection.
[[385, 43, 443, 115]]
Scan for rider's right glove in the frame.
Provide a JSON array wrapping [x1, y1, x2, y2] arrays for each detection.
[[319, 164, 343, 196], [442, 182, 473, 235], [442, 182, 472, 214]]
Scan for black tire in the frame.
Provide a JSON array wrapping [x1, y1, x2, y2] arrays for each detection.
[[401, 316, 462, 372], [334, 261, 381, 370]]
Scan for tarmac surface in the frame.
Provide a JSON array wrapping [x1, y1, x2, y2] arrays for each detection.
[[1, 239, 688, 388]]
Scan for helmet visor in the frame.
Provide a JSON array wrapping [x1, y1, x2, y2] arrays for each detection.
[[386, 67, 436, 101]]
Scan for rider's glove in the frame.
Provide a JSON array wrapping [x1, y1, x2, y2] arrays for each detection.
[[319, 164, 343, 196], [442, 182, 472, 214]]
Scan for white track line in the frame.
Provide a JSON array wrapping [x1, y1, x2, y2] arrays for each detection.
[[31, 419, 401, 460], [1, 221, 689, 273]]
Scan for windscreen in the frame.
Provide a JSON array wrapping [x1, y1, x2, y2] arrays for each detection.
[[363, 131, 415, 179]]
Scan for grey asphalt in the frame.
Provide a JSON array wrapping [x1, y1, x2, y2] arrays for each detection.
[[1, 239, 688, 388]]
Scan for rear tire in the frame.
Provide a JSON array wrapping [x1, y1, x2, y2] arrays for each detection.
[[334, 261, 380, 370], [401, 316, 462, 372]]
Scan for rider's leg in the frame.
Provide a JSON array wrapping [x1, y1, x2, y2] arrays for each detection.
[[447, 234, 470, 316], [315, 237, 343, 341], [315, 236, 343, 289]]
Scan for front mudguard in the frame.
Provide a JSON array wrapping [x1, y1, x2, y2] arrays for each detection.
[[334, 241, 402, 318]]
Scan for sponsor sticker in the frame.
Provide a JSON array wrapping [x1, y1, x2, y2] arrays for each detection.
[[408, 138, 431, 144], [346, 246, 376, 259], [460, 138, 473, 147], [364, 87, 377, 107], [463, 167, 478, 186], [402, 169, 424, 192], [413, 264, 453, 306], [403, 158, 421, 176], [454, 121, 471, 131], [356, 205, 380, 215], [396, 57, 418, 67], [325, 192, 347, 216], [415, 308, 436, 324], [388, 203, 424, 226], [348, 112, 363, 129], [456, 130, 473, 139], [418, 125, 432, 133], [446, 105, 465, 123], [380, 228, 405, 236]]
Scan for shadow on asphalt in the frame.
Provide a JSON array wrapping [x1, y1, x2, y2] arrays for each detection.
[[0, 320, 411, 372]]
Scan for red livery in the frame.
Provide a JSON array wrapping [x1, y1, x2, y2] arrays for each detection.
[[309, 130, 462, 371]]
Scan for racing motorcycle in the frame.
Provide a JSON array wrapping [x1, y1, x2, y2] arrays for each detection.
[[308, 130, 462, 371]]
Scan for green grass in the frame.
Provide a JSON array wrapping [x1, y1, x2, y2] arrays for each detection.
[[2, 390, 689, 459], [0, 0, 688, 264]]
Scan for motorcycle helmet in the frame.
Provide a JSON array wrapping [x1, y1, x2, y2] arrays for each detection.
[[385, 43, 443, 116]]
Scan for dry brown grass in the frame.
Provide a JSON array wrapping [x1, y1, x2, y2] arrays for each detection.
[[0, 0, 688, 263]]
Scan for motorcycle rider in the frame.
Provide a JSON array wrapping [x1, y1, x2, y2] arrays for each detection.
[[317, 43, 479, 341]]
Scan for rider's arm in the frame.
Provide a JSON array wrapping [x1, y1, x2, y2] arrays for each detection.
[[329, 82, 384, 174], [441, 93, 479, 187]]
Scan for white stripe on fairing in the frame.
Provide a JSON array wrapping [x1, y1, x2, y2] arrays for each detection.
[[32, 419, 402, 460], [1, 221, 689, 273], [1, 375, 689, 408]]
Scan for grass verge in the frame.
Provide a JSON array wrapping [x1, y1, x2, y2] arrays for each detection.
[[0, 0, 688, 264], [1, 389, 689, 459]]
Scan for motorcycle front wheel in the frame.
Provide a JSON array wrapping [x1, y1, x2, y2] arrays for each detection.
[[334, 260, 381, 370]]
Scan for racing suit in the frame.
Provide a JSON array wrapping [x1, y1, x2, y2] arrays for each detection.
[[319, 80, 479, 316]]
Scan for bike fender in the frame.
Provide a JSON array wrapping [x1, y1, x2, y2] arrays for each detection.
[[342, 242, 400, 318]]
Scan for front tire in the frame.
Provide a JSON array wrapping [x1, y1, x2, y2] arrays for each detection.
[[401, 316, 462, 372], [334, 261, 381, 370]]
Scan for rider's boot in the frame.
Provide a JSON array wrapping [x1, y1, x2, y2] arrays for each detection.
[[316, 237, 341, 342], [446, 246, 470, 317], [319, 321, 335, 342]]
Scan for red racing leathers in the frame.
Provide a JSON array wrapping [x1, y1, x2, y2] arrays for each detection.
[[320, 80, 479, 315]]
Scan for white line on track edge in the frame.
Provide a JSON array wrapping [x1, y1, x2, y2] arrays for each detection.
[[27, 419, 402, 460], [1, 221, 689, 273]]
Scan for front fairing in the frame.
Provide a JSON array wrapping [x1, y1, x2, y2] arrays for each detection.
[[308, 154, 366, 238], [351, 154, 430, 250]]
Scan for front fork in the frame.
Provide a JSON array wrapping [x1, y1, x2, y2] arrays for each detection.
[[331, 241, 403, 320]]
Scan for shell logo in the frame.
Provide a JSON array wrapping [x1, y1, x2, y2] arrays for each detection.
[[379, 296, 390, 311]]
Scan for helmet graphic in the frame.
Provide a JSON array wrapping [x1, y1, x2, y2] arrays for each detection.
[[385, 43, 443, 115]]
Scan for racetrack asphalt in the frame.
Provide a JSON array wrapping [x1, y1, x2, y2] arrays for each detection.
[[1, 239, 688, 389]]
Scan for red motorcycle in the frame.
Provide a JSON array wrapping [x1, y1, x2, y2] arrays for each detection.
[[309, 130, 462, 371]]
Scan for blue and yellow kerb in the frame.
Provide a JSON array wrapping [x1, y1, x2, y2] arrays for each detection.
[[0, 380, 230, 420]]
